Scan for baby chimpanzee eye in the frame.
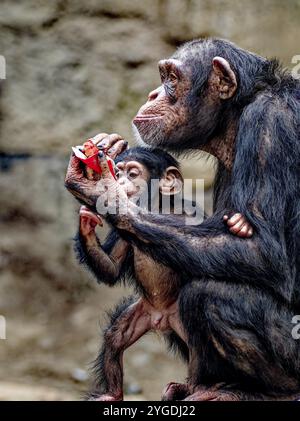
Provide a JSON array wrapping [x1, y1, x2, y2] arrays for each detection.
[[128, 170, 139, 180]]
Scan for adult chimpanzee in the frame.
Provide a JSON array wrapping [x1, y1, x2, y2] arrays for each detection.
[[65, 38, 300, 400], [75, 145, 251, 401]]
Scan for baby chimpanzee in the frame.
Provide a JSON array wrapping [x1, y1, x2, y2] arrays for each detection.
[[75, 146, 252, 401]]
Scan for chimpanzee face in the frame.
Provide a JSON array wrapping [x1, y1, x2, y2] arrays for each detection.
[[115, 160, 150, 200], [115, 157, 183, 206], [132, 42, 237, 151], [132, 58, 192, 149]]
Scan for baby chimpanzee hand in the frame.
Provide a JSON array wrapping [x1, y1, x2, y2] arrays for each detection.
[[79, 205, 103, 237], [223, 213, 253, 238]]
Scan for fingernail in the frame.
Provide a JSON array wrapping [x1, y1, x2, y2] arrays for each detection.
[[99, 141, 108, 148]]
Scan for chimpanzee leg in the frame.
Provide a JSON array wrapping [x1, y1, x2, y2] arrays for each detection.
[[161, 331, 190, 401], [179, 280, 300, 400], [88, 296, 151, 401]]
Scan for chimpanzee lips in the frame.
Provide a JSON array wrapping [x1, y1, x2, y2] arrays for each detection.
[[133, 114, 163, 123]]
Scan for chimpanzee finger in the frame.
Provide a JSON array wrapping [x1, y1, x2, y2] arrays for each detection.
[[92, 133, 109, 145], [79, 205, 89, 213], [79, 207, 103, 226], [70, 153, 83, 175], [226, 213, 243, 227], [235, 223, 249, 238], [243, 224, 253, 238], [106, 139, 128, 160], [98, 151, 113, 180], [97, 133, 124, 151], [65, 153, 84, 188], [229, 217, 246, 234]]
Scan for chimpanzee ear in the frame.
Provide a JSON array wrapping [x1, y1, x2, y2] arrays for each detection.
[[212, 56, 237, 99], [159, 166, 183, 196]]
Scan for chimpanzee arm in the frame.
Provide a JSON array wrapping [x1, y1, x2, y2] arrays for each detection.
[[108, 211, 271, 281], [74, 228, 131, 286]]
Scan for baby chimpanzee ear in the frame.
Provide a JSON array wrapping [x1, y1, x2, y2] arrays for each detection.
[[159, 166, 184, 196], [212, 56, 237, 99]]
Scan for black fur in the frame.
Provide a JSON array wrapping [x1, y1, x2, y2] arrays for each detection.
[[164, 331, 189, 363], [115, 146, 181, 179]]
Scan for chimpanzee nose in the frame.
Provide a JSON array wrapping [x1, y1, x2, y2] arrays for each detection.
[[148, 87, 160, 102]]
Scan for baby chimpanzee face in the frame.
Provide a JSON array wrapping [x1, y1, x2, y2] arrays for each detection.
[[115, 160, 150, 200]]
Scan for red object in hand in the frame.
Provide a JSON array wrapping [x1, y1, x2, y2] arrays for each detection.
[[72, 139, 116, 178], [83, 139, 99, 158]]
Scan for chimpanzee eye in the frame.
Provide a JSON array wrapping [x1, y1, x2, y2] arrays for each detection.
[[169, 72, 177, 83], [128, 170, 139, 180]]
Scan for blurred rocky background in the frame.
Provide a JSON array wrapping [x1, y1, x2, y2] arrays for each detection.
[[0, 0, 299, 400]]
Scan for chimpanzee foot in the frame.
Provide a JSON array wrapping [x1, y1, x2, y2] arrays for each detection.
[[161, 382, 190, 401], [88, 393, 123, 401], [184, 389, 240, 401]]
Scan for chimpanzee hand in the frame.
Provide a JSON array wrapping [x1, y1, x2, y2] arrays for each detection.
[[223, 213, 253, 238], [65, 132, 129, 206], [65, 152, 101, 206], [79, 206, 103, 237], [65, 151, 131, 216]]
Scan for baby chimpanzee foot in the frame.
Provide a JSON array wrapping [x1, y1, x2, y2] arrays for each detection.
[[161, 382, 190, 401]]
